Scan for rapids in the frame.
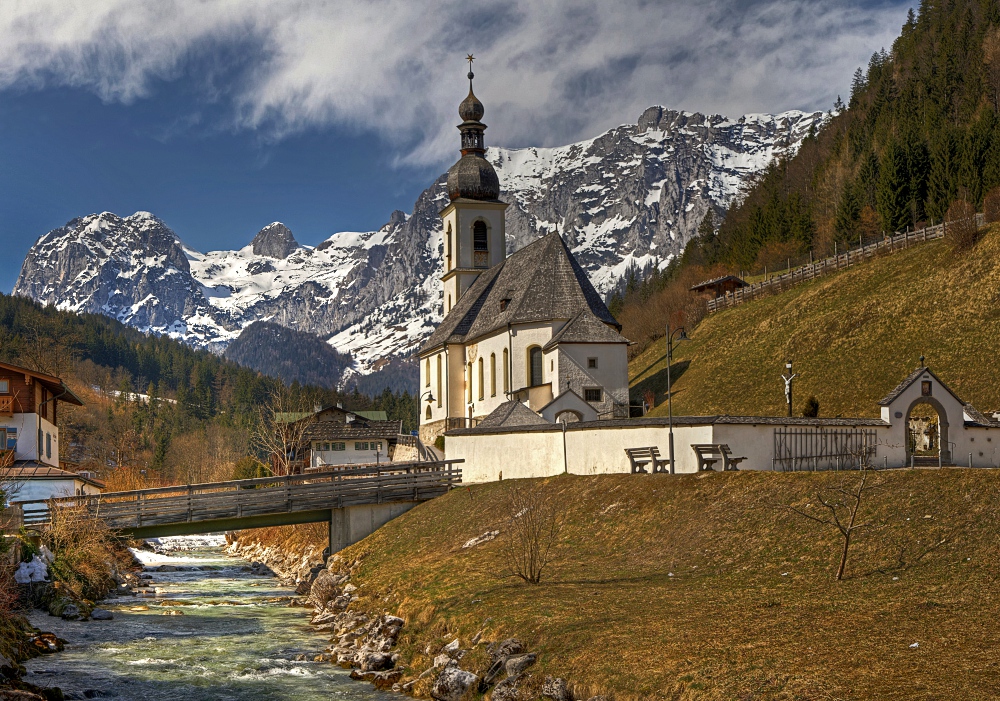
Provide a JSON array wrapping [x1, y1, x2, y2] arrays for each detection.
[[22, 535, 392, 700]]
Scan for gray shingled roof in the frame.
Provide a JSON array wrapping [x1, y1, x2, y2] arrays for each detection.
[[878, 366, 965, 406], [302, 421, 402, 441], [963, 404, 1000, 428], [420, 232, 621, 353], [542, 310, 629, 350], [476, 401, 549, 429]]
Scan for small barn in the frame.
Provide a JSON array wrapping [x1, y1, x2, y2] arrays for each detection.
[[690, 275, 749, 298]]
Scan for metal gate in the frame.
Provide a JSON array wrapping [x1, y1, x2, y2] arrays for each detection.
[[773, 427, 878, 471]]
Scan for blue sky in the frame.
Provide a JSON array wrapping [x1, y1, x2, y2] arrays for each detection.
[[0, 0, 911, 293]]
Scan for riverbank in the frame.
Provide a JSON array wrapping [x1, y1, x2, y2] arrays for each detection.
[[18, 535, 392, 701], [233, 469, 1000, 700]]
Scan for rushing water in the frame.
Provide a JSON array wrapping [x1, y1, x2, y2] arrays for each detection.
[[22, 535, 393, 701]]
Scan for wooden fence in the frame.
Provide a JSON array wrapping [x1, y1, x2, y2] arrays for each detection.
[[13, 460, 463, 532], [707, 214, 985, 314]]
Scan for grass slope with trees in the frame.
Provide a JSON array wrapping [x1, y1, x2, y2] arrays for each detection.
[[629, 222, 1000, 419], [244, 469, 1000, 700], [612, 0, 1000, 357]]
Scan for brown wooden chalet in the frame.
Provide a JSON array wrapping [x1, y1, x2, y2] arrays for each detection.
[[690, 275, 748, 298], [0, 361, 85, 469]]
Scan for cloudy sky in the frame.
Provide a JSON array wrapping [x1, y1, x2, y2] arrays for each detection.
[[0, 0, 911, 291]]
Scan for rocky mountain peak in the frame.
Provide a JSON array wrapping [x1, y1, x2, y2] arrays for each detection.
[[251, 222, 299, 259]]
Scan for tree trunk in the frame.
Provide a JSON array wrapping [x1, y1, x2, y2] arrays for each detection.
[[837, 532, 851, 580]]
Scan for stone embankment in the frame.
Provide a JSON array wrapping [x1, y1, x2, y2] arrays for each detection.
[[227, 530, 603, 701]]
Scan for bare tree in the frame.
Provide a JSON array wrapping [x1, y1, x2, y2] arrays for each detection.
[[785, 460, 881, 581], [947, 199, 979, 251], [497, 481, 561, 584], [251, 388, 311, 476]]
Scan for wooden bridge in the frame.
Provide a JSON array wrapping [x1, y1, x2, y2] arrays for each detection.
[[12, 461, 462, 547]]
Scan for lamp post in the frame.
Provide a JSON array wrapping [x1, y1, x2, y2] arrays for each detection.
[[665, 323, 689, 474]]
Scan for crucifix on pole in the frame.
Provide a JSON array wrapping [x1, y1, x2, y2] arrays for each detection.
[[781, 360, 798, 418]]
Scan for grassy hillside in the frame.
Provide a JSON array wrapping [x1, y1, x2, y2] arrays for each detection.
[[298, 470, 1000, 700], [629, 223, 1000, 418]]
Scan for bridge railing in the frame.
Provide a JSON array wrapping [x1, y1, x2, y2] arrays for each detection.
[[14, 460, 463, 530]]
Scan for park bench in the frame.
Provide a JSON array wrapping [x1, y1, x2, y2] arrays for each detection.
[[692, 444, 746, 471], [625, 446, 669, 474]]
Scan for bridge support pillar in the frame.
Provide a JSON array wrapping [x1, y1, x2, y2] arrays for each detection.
[[328, 501, 419, 557]]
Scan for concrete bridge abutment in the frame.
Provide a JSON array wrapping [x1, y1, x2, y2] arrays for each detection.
[[328, 501, 419, 556]]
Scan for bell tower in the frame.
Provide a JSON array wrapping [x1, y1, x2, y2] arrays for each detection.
[[440, 55, 508, 314]]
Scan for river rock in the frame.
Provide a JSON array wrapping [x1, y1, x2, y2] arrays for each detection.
[[431, 666, 479, 701], [491, 673, 524, 701], [542, 676, 573, 701], [0, 654, 17, 679], [350, 668, 404, 690], [504, 653, 536, 677], [0, 691, 45, 700], [488, 638, 525, 664], [357, 651, 393, 672], [91, 608, 114, 621], [28, 632, 64, 653]]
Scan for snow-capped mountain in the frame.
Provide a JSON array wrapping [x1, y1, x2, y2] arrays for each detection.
[[14, 106, 823, 382]]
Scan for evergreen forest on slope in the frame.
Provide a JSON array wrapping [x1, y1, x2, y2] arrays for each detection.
[[612, 0, 1000, 353], [0, 293, 420, 488]]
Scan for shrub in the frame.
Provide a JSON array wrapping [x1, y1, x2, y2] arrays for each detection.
[[947, 199, 979, 251], [233, 456, 271, 481], [803, 396, 820, 418], [434, 435, 445, 452], [43, 504, 131, 602]]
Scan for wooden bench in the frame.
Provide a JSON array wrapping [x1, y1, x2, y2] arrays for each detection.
[[692, 444, 746, 471], [625, 447, 669, 474]]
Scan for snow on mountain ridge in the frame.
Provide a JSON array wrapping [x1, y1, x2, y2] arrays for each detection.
[[13, 106, 824, 381]]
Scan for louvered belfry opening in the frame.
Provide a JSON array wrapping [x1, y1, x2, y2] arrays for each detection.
[[473, 220, 489, 268]]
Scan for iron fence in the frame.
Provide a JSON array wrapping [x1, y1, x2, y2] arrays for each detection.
[[773, 427, 878, 472]]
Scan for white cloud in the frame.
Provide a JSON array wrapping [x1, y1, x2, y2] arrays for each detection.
[[0, 0, 908, 166]]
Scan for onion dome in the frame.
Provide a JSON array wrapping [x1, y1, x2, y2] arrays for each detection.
[[447, 59, 500, 201], [459, 88, 484, 122]]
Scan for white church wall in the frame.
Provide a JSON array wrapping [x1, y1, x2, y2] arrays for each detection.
[[447, 422, 718, 482], [556, 343, 630, 410], [509, 322, 559, 393], [465, 331, 513, 420]]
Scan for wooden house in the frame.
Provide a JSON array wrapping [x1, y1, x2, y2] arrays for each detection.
[[690, 275, 749, 299], [0, 361, 85, 470]]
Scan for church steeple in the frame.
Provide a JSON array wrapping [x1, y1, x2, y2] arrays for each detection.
[[439, 57, 508, 314], [447, 55, 500, 202]]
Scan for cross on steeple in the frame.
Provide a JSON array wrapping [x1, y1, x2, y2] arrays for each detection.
[[466, 54, 475, 87]]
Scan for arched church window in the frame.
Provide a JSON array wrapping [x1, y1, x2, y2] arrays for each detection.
[[425, 358, 431, 386], [436, 355, 443, 407], [490, 353, 496, 397], [478, 358, 484, 400], [426, 405, 432, 420], [467, 363, 473, 403], [446, 223, 452, 262], [529, 347, 543, 387], [503, 348, 509, 393]]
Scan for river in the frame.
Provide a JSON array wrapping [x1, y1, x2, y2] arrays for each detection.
[[21, 535, 393, 701]]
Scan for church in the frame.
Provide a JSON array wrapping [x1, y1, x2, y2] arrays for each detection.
[[418, 65, 631, 443]]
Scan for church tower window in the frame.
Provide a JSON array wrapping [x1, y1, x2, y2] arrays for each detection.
[[473, 221, 488, 268]]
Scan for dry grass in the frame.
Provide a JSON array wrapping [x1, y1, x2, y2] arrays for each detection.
[[631, 223, 1000, 418], [44, 504, 131, 602], [331, 470, 1000, 700]]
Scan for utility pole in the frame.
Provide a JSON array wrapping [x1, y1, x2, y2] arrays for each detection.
[[781, 360, 798, 418]]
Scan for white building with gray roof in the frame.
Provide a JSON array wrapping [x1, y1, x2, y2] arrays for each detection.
[[418, 69, 631, 442]]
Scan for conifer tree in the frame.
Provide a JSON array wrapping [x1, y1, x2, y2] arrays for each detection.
[[877, 141, 911, 232]]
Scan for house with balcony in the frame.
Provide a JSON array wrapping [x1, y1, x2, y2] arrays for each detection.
[[0, 361, 84, 471]]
